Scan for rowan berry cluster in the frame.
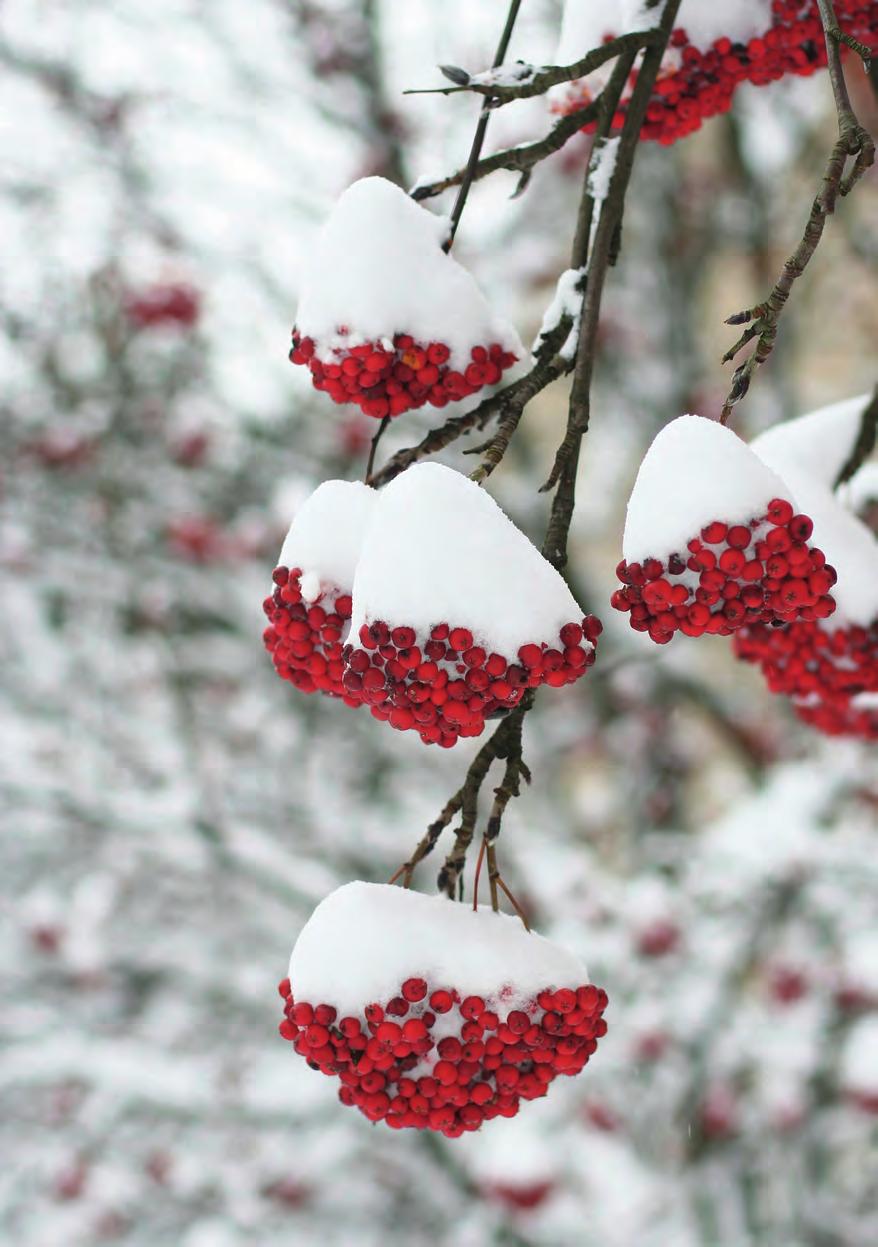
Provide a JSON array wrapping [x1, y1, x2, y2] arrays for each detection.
[[277, 975, 608, 1136], [612, 498, 835, 644], [289, 331, 517, 420], [343, 615, 601, 747], [734, 617, 878, 739], [262, 567, 357, 704]]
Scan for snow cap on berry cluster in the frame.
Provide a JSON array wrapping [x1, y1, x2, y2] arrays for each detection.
[[278, 479, 376, 603], [622, 414, 794, 564], [289, 882, 588, 1017], [750, 393, 872, 492], [294, 178, 523, 371], [348, 462, 586, 658]]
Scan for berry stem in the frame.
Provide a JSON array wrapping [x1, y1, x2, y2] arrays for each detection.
[[443, 0, 523, 251], [472, 835, 487, 911], [364, 415, 389, 484]]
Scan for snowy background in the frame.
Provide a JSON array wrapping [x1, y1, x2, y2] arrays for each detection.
[[1, 2, 876, 1244]]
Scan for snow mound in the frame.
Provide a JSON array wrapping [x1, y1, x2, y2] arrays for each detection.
[[841, 1015, 878, 1096], [751, 394, 871, 489], [623, 415, 793, 563], [288, 881, 588, 1016], [294, 177, 523, 371], [278, 480, 376, 600], [350, 463, 586, 656], [779, 467, 878, 627]]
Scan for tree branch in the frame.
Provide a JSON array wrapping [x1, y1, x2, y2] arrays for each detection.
[[835, 383, 878, 486], [404, 29, 660, 108], [719, 0, 875, 422], [410, 104, 599, 204]]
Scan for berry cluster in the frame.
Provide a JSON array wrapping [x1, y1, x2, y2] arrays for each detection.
[[612, 498, 835, 644], [124, 282, 200, 329], [733, 617, 878, 739], [289, 331, 518, 420], [342, 615, 601, 747], [262, 566, 359, 705], [556, 3, 878, 146], [278, 975, 608, 1136]]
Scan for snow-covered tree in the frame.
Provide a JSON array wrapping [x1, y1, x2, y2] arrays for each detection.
[[1, 2, 876, 1244]]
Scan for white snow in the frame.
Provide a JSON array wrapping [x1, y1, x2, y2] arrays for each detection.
[[840, 1015, 878, 1095], [548, 2, 622, 110], [534, 267, 584, 359], [625, 0, 770, 46], [277, 480, 376, 599], [588, 136, 620, 204], [845, 461, 878, 510], [288, 881, 589, 1015], [750, 394, 871, 489], [294, 177, 524, 370], [349, 463, 587, 655], [622, 415, 794, 563], [774, 468, 878, 627]]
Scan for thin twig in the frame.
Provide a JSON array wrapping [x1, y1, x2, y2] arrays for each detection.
[[404, 29, 660, 107], [719, 0, 875, 422], [411, 104, 599, 204], [444, 0, 522, 249], [835, 384, 878, 486], [364, 415, 389, 482]]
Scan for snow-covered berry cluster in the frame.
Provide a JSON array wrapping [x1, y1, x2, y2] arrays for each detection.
[[290, 331, 518, 420], [614, 415, 835, 644], [290, 177, 523, 422], [264, 465, 601, 744], [551, 1, 878, 146], [613, 499, 835, 644], [343, 614, 601, 747], [280, 884, 608, 1136]]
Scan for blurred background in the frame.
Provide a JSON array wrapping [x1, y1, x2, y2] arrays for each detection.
[[1, 2, 876, 1244]]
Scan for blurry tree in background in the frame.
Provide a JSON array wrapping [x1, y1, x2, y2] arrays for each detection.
[[0, 2, 876, 1245]]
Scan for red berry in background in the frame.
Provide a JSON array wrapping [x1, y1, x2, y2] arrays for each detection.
[[636, 919, 681, 958], [124, 282, 200, 330], [767, 964, 809, 1005], [482, 1179, 556, 1212], [280, 883, 609, 1136], [289, 178, 522, 421], [550, 2, 878, 146]]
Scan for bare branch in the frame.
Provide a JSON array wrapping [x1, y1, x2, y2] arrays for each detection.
[[835, 384, 878, 486], [719, 0, 875, 422]]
